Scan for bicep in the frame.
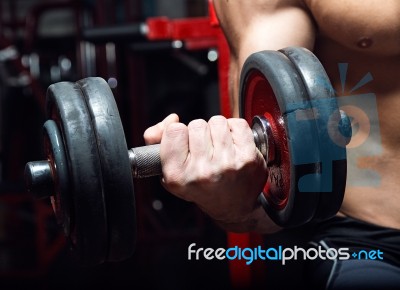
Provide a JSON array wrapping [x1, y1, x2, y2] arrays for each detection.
[[214, 0, 316, 68], [213, 0, 316, 117]]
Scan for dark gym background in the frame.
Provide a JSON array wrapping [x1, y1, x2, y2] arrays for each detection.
[[0, 1, 311, 289]]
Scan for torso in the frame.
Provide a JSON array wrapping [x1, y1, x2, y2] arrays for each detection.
[[304, 0, 400, 229]]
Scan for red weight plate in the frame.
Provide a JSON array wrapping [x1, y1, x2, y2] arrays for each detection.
[[245, 71, 290, 210], [239, 50, 321, 227]]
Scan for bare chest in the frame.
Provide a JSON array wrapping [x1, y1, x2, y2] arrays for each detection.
[[304, 0, 400, 55]]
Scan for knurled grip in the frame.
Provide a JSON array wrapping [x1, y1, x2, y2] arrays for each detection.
[[128, 144, 162, 178]]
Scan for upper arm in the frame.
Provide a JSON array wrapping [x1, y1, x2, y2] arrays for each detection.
[[213, 0, 316, 68], [213, 0, 316, 117]]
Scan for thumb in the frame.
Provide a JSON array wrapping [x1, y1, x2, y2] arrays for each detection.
[[143, 113, 180, 145]]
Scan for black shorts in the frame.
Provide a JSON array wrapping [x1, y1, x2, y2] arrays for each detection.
[[305, 216, 400, 290]]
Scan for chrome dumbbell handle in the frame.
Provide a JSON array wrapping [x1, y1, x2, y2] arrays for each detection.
[[25, 144, 164, 199], [128, 144, 162, 179]]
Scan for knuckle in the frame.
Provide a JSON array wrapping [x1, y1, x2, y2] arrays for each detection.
[[188, 119, 208, 131], [209, 115, 227, 126], [228, 118, 250, 132], [231, 118, 253, 139], [235, 118, 250, 129], [165, 122, 187, 138]]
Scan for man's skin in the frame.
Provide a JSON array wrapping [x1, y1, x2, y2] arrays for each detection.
[[144, 0, 400, 233]]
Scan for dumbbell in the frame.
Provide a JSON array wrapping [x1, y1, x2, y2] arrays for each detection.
[[24, 46, 351, 266]]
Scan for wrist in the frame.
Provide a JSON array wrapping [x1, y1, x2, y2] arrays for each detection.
[[213, 201, 280, 234]]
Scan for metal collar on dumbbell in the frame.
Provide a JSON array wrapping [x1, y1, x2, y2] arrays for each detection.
[[251, 115, 275, 165]]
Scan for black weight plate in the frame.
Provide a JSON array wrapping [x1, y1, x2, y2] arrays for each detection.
[[239, 50, 321, 227], [46, 82, 107, 265], [279, 47, 347, 221], [43, 119, 71, 236], [77, 77, 136, 262]]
